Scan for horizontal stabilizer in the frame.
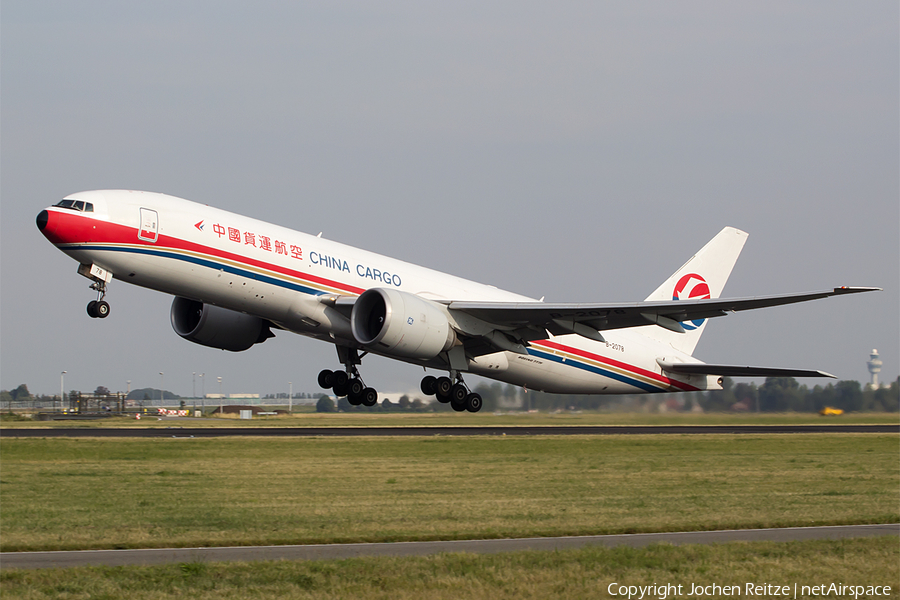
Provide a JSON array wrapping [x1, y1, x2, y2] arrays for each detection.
[[657, 360, 836, 379]]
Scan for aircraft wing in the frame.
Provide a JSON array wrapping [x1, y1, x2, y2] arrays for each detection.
[[656, 360, 836, 379], [445, 287, 879, 340], [321, 286, 878, 356]]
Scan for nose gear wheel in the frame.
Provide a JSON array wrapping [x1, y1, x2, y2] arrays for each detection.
[[86, 281, 111, 319]]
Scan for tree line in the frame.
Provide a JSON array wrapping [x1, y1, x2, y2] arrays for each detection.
[[4, 376, 897, 414], [315, 376, 899, 413]]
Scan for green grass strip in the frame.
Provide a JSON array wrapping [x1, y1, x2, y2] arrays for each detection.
[[1, 434, 897, 552], [1, 538, 897, 599]]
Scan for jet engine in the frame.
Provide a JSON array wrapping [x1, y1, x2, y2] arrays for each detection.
[[170, 297, 273, 352], [351, 288, 456, 359]]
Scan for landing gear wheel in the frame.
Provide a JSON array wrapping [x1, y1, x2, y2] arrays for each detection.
[[87, 301, 98, 318], [347, 378, 364, 398], [450, 383, 468, 404], [465, 393, 483, 413], [318, 369, 335, 389], [333, 370, 349, 387], [450, 397, 467, 412], [435, 377, 453, 397], [95, 301, 110, 318], [347, 390, 362, 405], [361, 387, 378, 407], [420, 375, 437, 396], [333, 381, 349, 397]]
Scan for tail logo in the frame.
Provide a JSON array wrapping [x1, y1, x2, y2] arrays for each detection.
[[672, 273, 710, 331]]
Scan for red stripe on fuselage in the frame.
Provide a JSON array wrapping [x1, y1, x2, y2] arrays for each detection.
[[531, 339, 699, 392], [43, 209, 366, 296]]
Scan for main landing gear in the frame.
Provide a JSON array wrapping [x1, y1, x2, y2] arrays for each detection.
[[86, 280, 110, 319], [317, 347, 378, 407], [420, 373, 483, 413], [317, 348, 482, 413]]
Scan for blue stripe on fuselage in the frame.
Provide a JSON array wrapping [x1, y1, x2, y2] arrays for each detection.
[[61, 244, 327, 297], [527, 348, 662, 393]]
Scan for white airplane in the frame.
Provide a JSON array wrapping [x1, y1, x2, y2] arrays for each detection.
[[37, 190, 877, 412]]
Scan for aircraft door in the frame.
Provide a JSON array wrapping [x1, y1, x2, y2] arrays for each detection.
[[138, 208, 159, 242]]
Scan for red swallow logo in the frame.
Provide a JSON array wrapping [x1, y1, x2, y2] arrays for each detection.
[[195, 220, 204, 231], [672, 273, 710, 331]]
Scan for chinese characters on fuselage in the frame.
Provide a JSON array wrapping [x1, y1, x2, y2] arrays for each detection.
[[210, 224, 402, 286], [212, 223, 302, 259]]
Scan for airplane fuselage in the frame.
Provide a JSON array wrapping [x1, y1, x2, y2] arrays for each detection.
[[38, 189, 711, 397]]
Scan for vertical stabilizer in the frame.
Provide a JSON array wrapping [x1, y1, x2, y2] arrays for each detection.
[[642, 226, 748, 356]]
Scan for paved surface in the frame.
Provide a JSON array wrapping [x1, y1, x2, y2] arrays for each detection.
[[2, 524, 896, 569], [1, 424, 897, 437]]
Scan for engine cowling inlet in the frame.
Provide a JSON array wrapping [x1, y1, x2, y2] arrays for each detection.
[[170, 297, 273, 352], [351, 288, 456, 359]]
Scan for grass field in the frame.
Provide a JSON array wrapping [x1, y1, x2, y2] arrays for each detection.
[[1, 434, 896, 552], [1, 538, 897, 599], [1, 410, 898, 428]]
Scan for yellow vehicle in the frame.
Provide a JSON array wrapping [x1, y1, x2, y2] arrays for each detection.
[[819, 406, 844, 416]]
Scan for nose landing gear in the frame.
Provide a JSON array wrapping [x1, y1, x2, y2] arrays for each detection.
[[86, 281, 110, 319], [78, 263, 113, 319]]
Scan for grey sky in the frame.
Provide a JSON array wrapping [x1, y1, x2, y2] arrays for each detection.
[[2, 2, 897, 397]]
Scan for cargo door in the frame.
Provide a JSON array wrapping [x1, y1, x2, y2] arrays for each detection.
[[138, 208, 159, 242]]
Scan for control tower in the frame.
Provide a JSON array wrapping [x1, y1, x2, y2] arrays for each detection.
[[866, 349, 882, 388]]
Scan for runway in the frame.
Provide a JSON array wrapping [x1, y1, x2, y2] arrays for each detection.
[[2, 524, 896, 569], [1, 424, 897, 437]]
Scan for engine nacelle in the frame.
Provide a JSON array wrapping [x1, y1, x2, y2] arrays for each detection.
[[170, 297, 273, 352], [351, 288, 456, 359]]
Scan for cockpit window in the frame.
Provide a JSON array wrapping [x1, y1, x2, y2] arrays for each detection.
[[55, 199, 94, 212]]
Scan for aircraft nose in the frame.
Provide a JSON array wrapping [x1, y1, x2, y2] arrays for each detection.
[[36, 210, 49, 231], [36, 208, 61, 239]]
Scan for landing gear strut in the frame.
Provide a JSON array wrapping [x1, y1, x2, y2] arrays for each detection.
[[421, 372, 482, 413], [318, 347, 378, 407]]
